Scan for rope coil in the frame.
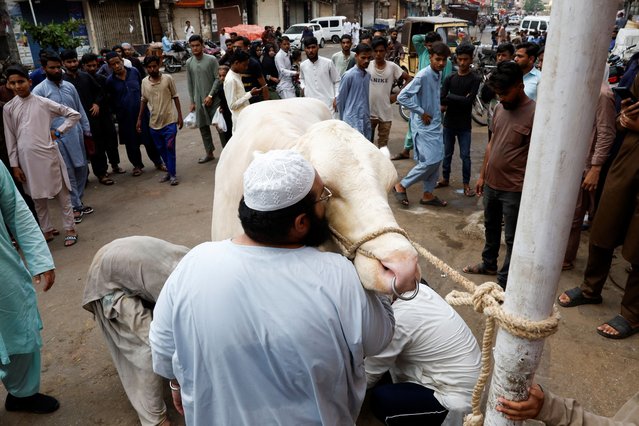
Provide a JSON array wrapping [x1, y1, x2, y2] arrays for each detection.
[[329, 225, 561, 426]]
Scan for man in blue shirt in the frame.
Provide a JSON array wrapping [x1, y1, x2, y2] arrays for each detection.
[[105, 52, 163, 177], [337, 43, 373, 138], [394, 41, 451, 208], [514, 42, 541, 101], [162, 31, 172, 53]]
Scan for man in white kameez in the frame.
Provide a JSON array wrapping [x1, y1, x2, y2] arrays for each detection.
[[4, 65, 81, 246], [343, 18, 353, 40], [223, 50, 260, 132], [83, 236, 189, 426], [300, 37, 340, 118], [352, 19, 361, 46], [33, 55, 93, 223], [275, 36, 299, 99], [150, 150, 395, 425], [0, 160, 59, 414]]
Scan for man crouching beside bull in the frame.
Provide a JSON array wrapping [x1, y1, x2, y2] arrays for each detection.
[[150, 150, 399, 425]]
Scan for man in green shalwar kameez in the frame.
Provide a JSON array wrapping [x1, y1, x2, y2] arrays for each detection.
[[186, 35, 221, 163], [0, 162, 59, 414]]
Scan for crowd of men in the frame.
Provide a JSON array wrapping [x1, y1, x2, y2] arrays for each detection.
[[0, 16, 637, 426]]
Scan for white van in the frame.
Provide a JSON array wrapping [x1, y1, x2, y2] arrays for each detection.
[[519, 16, 550, 33], [310, 16, 347, 43]]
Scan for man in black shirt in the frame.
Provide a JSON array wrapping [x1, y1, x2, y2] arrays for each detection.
[[438, 43, 481, 197], [232, 36, 269, 103], [61, 49, 115, 185]]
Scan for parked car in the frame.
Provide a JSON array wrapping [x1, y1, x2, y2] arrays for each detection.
[[283, 23, 325, 48], [398, 16, 470, 76], [310, 16, 347, 43], [520, 16, 550, 33]]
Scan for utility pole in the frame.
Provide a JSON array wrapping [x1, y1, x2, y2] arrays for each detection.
[[482, 0, 619, 424]]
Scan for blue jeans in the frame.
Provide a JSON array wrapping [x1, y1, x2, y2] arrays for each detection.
[[442, 127, 472, 184], [482, 185, 522, 288], [150, 123, 177, 177], [401, 160, 442, 193]]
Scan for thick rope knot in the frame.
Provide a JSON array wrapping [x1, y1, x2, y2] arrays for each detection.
[[472, 282, 504, 314]]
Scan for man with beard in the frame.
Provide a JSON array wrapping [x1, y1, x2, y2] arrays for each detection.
[[121, 42, 146, 78], [81, 53, 125, 176], [337, 43, 373, 138], [137, 56, 183, 186], [393, 42, 451, 208], [331, 34, 354, 77], [386, 28, 404, 64], [300, 36, 340, 118], [60, 49, 114, 186], [514, 42, 541, 101], [105, 52, 164, 177], [232, 36, 270, 104], [150, 149, 395, 425], [33, 55, 93, 223], [463, 61, 535, 290]]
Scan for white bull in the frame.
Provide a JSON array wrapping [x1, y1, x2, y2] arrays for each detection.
[[211, 98, 420, 293]]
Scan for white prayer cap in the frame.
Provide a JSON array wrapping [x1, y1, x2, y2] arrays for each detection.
[[243, 150, 316, 212]]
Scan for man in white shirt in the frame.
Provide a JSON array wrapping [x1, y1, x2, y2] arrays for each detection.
[[184, 20, 194, 41], [219, 28, 228, 51], [300, 36, 341, 118], [352, 19, 361, 45], [368, 37, 411, 148], [150, 150, 395, 425], [365, 282, 481, 426], [343, 18, 352, 38], [223, 50, 260, 132], [275, 36, 298, 99], [514, 42, 541, 101]]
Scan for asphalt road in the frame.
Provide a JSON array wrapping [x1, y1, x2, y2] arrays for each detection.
[[1, 43, 636, 425]]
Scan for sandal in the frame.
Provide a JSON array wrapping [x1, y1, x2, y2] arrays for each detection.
[[99, 176, 114, 186], [435, 180, 449, 189], [198, 155, 215, 164], [391, 151, 410, 161], [132, 168, 143, 177], [562, 262, 575, 271], [155, 163, 167, 172], [464, 186, 476, 197], [111, 166, 126, 174], [73, 211, 83, 224], [392, 187, 409, 206], [419, 196, 448, 207], [64, 234, 78, 247], [51, 229, 60, 236], [557, 287, 602, 307], [462, 263, 498, 275], [43, 231, 55, 242], [597, 315, 639, 339]]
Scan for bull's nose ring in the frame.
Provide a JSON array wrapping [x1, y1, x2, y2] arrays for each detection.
[[391, 276, 420, 301]]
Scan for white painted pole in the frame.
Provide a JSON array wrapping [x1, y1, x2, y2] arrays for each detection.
[[483, 1, 618, 425], [28, 0, 37, 24]]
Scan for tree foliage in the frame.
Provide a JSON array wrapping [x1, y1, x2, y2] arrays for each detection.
[[523, 0, 545, 13], [19, 19, 84, 51]]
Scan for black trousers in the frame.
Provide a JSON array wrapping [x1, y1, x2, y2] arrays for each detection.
[[370, 382, 448, 426]]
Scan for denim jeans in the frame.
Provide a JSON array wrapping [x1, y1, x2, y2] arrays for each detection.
[[442, 127, 472, 184], [482, 185, 522, 287], [150, 123, 178, 177]]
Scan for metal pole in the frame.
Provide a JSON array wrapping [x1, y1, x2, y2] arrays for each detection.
[[483, 0, 618, 424], [27, 0, 37, 24]]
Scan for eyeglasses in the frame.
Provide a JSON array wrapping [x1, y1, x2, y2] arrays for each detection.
[[315, 186, 333, 203]]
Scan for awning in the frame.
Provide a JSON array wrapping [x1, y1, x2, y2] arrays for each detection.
[[175, 0, 204, 7]]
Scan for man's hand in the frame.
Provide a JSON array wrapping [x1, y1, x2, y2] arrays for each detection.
[[170, 381, 184, 416], [90, 103, 100, 117], [582, 166, 601, 192], [177, 115, 184, 130], [250, 87, 261, 96], [136, 119, 142, 134], [475, 177, 485, 196], [34, 269, 55, 292], [189, 102, 196, 113], [203, 96, 213, 107], [496, 384, 544, 421], [332, 98, 337, 112], [421, 112, 432, 125], [619, 103, 639, 132], [12, 167, 26, 183], [50, 129, 59, 140], [390, 94, 398, 104]]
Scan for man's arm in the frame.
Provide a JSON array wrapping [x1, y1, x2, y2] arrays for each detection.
[[42, 96, 82, 134], [397, 76, 425, 116], [71, 86, 92, 134], [186, 60, 195, 112], [336, 72, 351, 118], [476, 135, 493, 196], [445, 74, 481, 106], [275, 52, 297, 78], [168, 77, 183, 129], [136, 98, 148, 133], [412, 34, 426, 57], [364, 324, 409, 388], [584, 89, 616, 191], [149, 274, 178, 380]]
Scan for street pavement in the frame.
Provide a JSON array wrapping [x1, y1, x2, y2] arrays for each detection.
[[1, 42, 636, 425]]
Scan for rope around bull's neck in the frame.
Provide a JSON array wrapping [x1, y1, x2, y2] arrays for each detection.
[[329, 225, 561, 426]]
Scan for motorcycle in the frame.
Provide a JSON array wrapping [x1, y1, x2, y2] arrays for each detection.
[[608, 44, 636, 85], [204, 40, 222, 58], [470, 64, 496, 126], [163, 41, 191, 73]]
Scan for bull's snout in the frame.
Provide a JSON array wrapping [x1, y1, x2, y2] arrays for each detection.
[[380, 254, 420, 295]]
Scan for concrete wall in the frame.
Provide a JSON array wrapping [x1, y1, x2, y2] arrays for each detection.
[[257, 0, 283, 28]]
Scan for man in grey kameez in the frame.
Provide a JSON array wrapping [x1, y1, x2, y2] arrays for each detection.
[[186, 35, 220, 163], [32, 55, 93, 220], [83, 236, 189, 426]]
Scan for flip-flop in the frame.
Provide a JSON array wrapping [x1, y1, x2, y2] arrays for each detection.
[[557, 287, 602, 307], [420, 196, 447, 207], [597, 315, 639, 339], [111, 167, 126, 174], [198, 156, 215, 164], [392, 187, 409, 206], [64, 234, 78, 247], [464, 187, 476, 197], [99, 176, 114, 185], [43, 231, 55, 243], [462, 263, 497, 275], [132, 168, 143, 177], [435, 180, 449, 189]]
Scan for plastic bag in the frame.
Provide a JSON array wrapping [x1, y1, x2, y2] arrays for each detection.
[[184, 111, 197, 129], [211, 108, 227, 133]]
